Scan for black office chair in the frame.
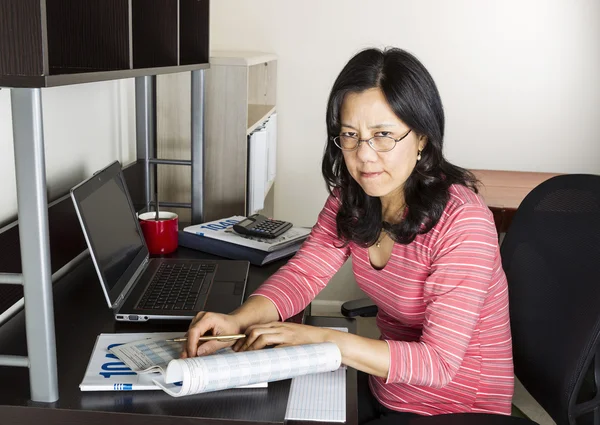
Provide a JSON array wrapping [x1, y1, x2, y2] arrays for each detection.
[[342, 174, 600, 425]]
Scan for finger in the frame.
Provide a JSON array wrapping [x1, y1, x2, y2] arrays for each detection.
[[245, 332, 287, 351], [185, 312, 219, 358], [188, 311, 207, 328], [196, 339, 234, 356], [180, 312, 206, 356], [232, 338, 245, 352], [240, 328, 281, 351]]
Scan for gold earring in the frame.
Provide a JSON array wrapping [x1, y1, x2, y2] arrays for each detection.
[[417, 149, 422, 161]]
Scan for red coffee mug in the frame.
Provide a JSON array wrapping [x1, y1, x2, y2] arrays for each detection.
[[138, 211, 178, 255]]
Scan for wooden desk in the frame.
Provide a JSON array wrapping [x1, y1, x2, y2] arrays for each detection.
[[470, 169, 560, 233], [0, 248, 357, 425]]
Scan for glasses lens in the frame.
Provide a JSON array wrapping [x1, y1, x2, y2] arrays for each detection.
[[371, 136, 396, 151], [335, 136, 359, 150]]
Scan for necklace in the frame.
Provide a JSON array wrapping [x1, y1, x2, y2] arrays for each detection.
[[376, 204, 405, 248], [375, 231, 387, 248]]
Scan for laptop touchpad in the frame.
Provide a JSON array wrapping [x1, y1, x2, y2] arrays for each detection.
[[214, 262, 248, 282], [204, 281, 243, 313]]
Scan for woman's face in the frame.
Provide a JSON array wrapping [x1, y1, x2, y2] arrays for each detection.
[[339, 88, 426, 202]]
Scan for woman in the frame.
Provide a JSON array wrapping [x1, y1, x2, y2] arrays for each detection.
[[183, 47, 514, 423]]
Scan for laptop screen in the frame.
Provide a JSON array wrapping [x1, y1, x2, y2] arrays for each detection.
[[71, 162, 148, 306]]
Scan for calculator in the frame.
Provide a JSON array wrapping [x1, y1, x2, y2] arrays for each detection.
[[232, 214, 293, 239]]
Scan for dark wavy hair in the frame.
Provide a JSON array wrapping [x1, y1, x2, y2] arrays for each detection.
[[322, 47, 478, 246]]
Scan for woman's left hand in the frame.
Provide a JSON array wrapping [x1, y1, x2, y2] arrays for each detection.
[[233, 322, 328, 352]]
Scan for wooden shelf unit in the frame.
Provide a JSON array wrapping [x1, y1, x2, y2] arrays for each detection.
[[0, 0, 210, 88], [156, 51, 278, 223], [247, 104, 276, 135], [205, 51, 278, 220]]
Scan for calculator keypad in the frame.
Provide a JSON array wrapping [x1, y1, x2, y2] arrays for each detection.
[[253, 219, 288, 236], [233, 214, 293, 238]]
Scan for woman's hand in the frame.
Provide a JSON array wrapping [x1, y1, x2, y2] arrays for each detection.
[[233, 322, 329, 352], [181, 311, 242, 358]]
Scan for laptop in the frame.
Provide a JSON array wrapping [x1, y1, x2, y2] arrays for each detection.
[[70, 161, 250, 322]]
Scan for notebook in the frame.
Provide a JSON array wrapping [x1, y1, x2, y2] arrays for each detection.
[[70, 161, 250, 322]]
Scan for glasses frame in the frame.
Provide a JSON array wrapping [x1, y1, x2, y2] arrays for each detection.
[[332, 129, 413, 152]]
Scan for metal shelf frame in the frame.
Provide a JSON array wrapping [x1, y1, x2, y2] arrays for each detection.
[[0, 70, 206, 402]]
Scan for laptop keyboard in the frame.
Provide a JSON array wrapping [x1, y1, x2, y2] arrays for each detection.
[[137, 263, 216, 311]]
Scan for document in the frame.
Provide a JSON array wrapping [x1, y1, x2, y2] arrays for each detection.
[[184, 216, 310, 253], [285, 326, 347, 422], [110, 337, 342, 398], [79, 332, 182, 391], [286, 368, 346, 422]]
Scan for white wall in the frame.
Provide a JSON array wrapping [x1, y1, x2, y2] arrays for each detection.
[[0, 80, 136, 226]]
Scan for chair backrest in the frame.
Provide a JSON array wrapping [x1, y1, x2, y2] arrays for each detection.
[[501, 174, 600, 425]]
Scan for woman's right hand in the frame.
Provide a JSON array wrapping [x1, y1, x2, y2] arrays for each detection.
[[181, 311, 243, 358]]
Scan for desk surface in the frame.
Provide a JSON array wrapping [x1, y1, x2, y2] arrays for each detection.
[[471, 169, 560, 210], [0, 248, 357, 425]]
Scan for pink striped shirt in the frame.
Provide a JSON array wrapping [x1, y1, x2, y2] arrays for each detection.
[[253, 184, 514, 416]]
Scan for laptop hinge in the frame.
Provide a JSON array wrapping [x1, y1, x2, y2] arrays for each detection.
[[112, 256, 150, 310]]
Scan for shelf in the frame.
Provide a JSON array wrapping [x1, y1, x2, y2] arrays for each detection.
[[247, 104, 276, 135], [210, 51, 278, 67], [264, 178, 275, 199], [132, 0, 178, 68], [0, 0, 211, 88], [0, 63, 210, 88]]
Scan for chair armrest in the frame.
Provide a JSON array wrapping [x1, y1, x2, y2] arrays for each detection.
[[341, 298, 378, 318]]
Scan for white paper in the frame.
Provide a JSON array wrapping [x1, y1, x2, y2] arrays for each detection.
[[285, 368, 346, 422], [152, 343, 342, 397], [80, 332, 182, 391], [285, 327, 348, 422], [248, 127, 268, 214], [109, 336, 182, 374], [183, 216, 310, 252], [266, 113, 277, 185]]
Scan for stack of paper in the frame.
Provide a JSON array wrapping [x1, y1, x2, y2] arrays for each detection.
[[180, 216, 310, 266]]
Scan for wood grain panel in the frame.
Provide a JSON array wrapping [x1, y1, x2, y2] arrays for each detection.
[[248, 60, 277, 106], [0, 0, 44, 76], [157, 72, 192, 223], [471, 169, 560, 209], [46, 0, 130, 73], [204, 65, 249, 221], [132, 0, 178, 68], [179, 0, 210, 65]]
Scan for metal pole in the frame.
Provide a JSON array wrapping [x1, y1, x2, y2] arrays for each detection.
[[11, 88, 59, 403], [149, 158, 191, 166], [0, 273, 23, 285], [0, 355, 29, 368], [191, 70, 205, 224], [135, 76, 157, 213], [0, 250, 89, 328]]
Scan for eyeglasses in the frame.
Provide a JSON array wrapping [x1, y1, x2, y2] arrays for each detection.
[[332, 130, 412, 152]]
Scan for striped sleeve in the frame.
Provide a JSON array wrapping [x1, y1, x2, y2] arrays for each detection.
[[385, 204, 498, 387], [251, 194, 351, 320]]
